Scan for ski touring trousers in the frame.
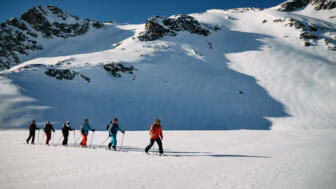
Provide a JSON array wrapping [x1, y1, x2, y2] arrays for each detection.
[[45, 132, 52, 145], [26, 131, 35, 144], [81, 134, 88, 147], [145, 138, 163, 154], [62, 134, 69, 146], [110, 133, 117, 147]]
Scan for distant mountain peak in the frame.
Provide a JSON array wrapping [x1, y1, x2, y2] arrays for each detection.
[[0, 5, 105, 70], [279, 0, 336, 11]]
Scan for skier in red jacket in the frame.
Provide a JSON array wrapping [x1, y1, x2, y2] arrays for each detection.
[[145, 118, 164, 155]]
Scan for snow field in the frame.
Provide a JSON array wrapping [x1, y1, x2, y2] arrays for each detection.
[[0, 130, 336, 189]]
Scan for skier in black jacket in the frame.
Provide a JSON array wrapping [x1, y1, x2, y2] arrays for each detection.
[[61, 121, 74, 146], [26, 120, 39, 144], [44, 121, 55, 145]]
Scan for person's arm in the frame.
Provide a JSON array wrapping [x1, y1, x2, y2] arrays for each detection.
[[89, 124, 95, 132], [149, 125, 154, 137], [159, 126, 163, 140], [52, 125, 55, 132], [118, 124, 125, 133], [80, 124, 84, 133]]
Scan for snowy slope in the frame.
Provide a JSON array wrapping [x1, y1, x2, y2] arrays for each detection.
[[0, 2, 335, 130], [0, 130, 335, 189]]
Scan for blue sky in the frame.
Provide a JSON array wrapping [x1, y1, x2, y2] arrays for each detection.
[[0, 0, 285, 23]]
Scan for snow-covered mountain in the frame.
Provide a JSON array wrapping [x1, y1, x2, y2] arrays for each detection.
[[0, 1, 335, 130]]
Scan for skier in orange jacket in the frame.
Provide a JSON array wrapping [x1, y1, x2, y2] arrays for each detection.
[[145, 118, 164, 155]]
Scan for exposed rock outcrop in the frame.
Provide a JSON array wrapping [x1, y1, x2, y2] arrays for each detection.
[[279, 0, 336, 11], [103, 62, 137, 78], [0, 6, 106, 70], [138, 15, 220, 41]]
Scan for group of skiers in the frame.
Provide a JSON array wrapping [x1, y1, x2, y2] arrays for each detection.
[[26, 118, 164, 155]]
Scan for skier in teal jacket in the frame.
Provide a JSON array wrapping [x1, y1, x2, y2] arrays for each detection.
[[106, 118, 124, 151], [80, 119, 95, 147]]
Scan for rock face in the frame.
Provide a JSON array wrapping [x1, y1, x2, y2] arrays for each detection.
[[270, 17, 336, 50], [0, 6, 105, 70], [138, 15, 220, 41], [311, 0, 336, 10], [279, 0, 336, 11], [103, 62, 137, 78]]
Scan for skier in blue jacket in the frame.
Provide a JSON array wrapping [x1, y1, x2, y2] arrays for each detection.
[[106, 118, 124, 151], [80, 119, 95, 147]]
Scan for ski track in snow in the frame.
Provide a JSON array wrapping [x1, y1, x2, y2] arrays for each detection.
[[0, 130, 335, 189]]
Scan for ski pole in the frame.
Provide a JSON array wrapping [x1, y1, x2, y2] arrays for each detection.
[[119, 133, 125, 151], [42, 132, 45, 142], [73, 130, 77, 145], [89, 131, 95, 148], [100, 136, 110, 147], [58, 135, 63, 144], [52, 132, 55, 145], [38, 130, 40, 144], [77, 134, 81, 142]]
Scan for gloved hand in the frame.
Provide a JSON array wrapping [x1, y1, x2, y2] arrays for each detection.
[[92, 129, 95, 132], [122, 131, 125, 134]]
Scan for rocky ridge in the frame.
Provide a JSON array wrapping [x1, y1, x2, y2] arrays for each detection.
[[138, 15, 220, 41], [279, 0, 336, 11], [0, 5, 106, 70]]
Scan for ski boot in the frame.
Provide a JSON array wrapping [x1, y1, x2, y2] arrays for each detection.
[[112, 146, 117, 151]]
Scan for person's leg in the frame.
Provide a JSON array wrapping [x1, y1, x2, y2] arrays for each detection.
[[145, 138, 155, 153], [46, 133, 51, 144], [64, 135, 68, 146], [27, 132, 32, 143], [81, 134, 86, 146], [111, 133, 117, 150], [31, 132, 35, 144], [155, 138, 163, 154], [62, 135, 66, 145], [82, 134, 88, 146], [80, 134, 84, 145]]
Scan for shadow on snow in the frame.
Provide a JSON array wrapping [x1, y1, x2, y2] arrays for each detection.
[[4, 26, 289, 130]]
